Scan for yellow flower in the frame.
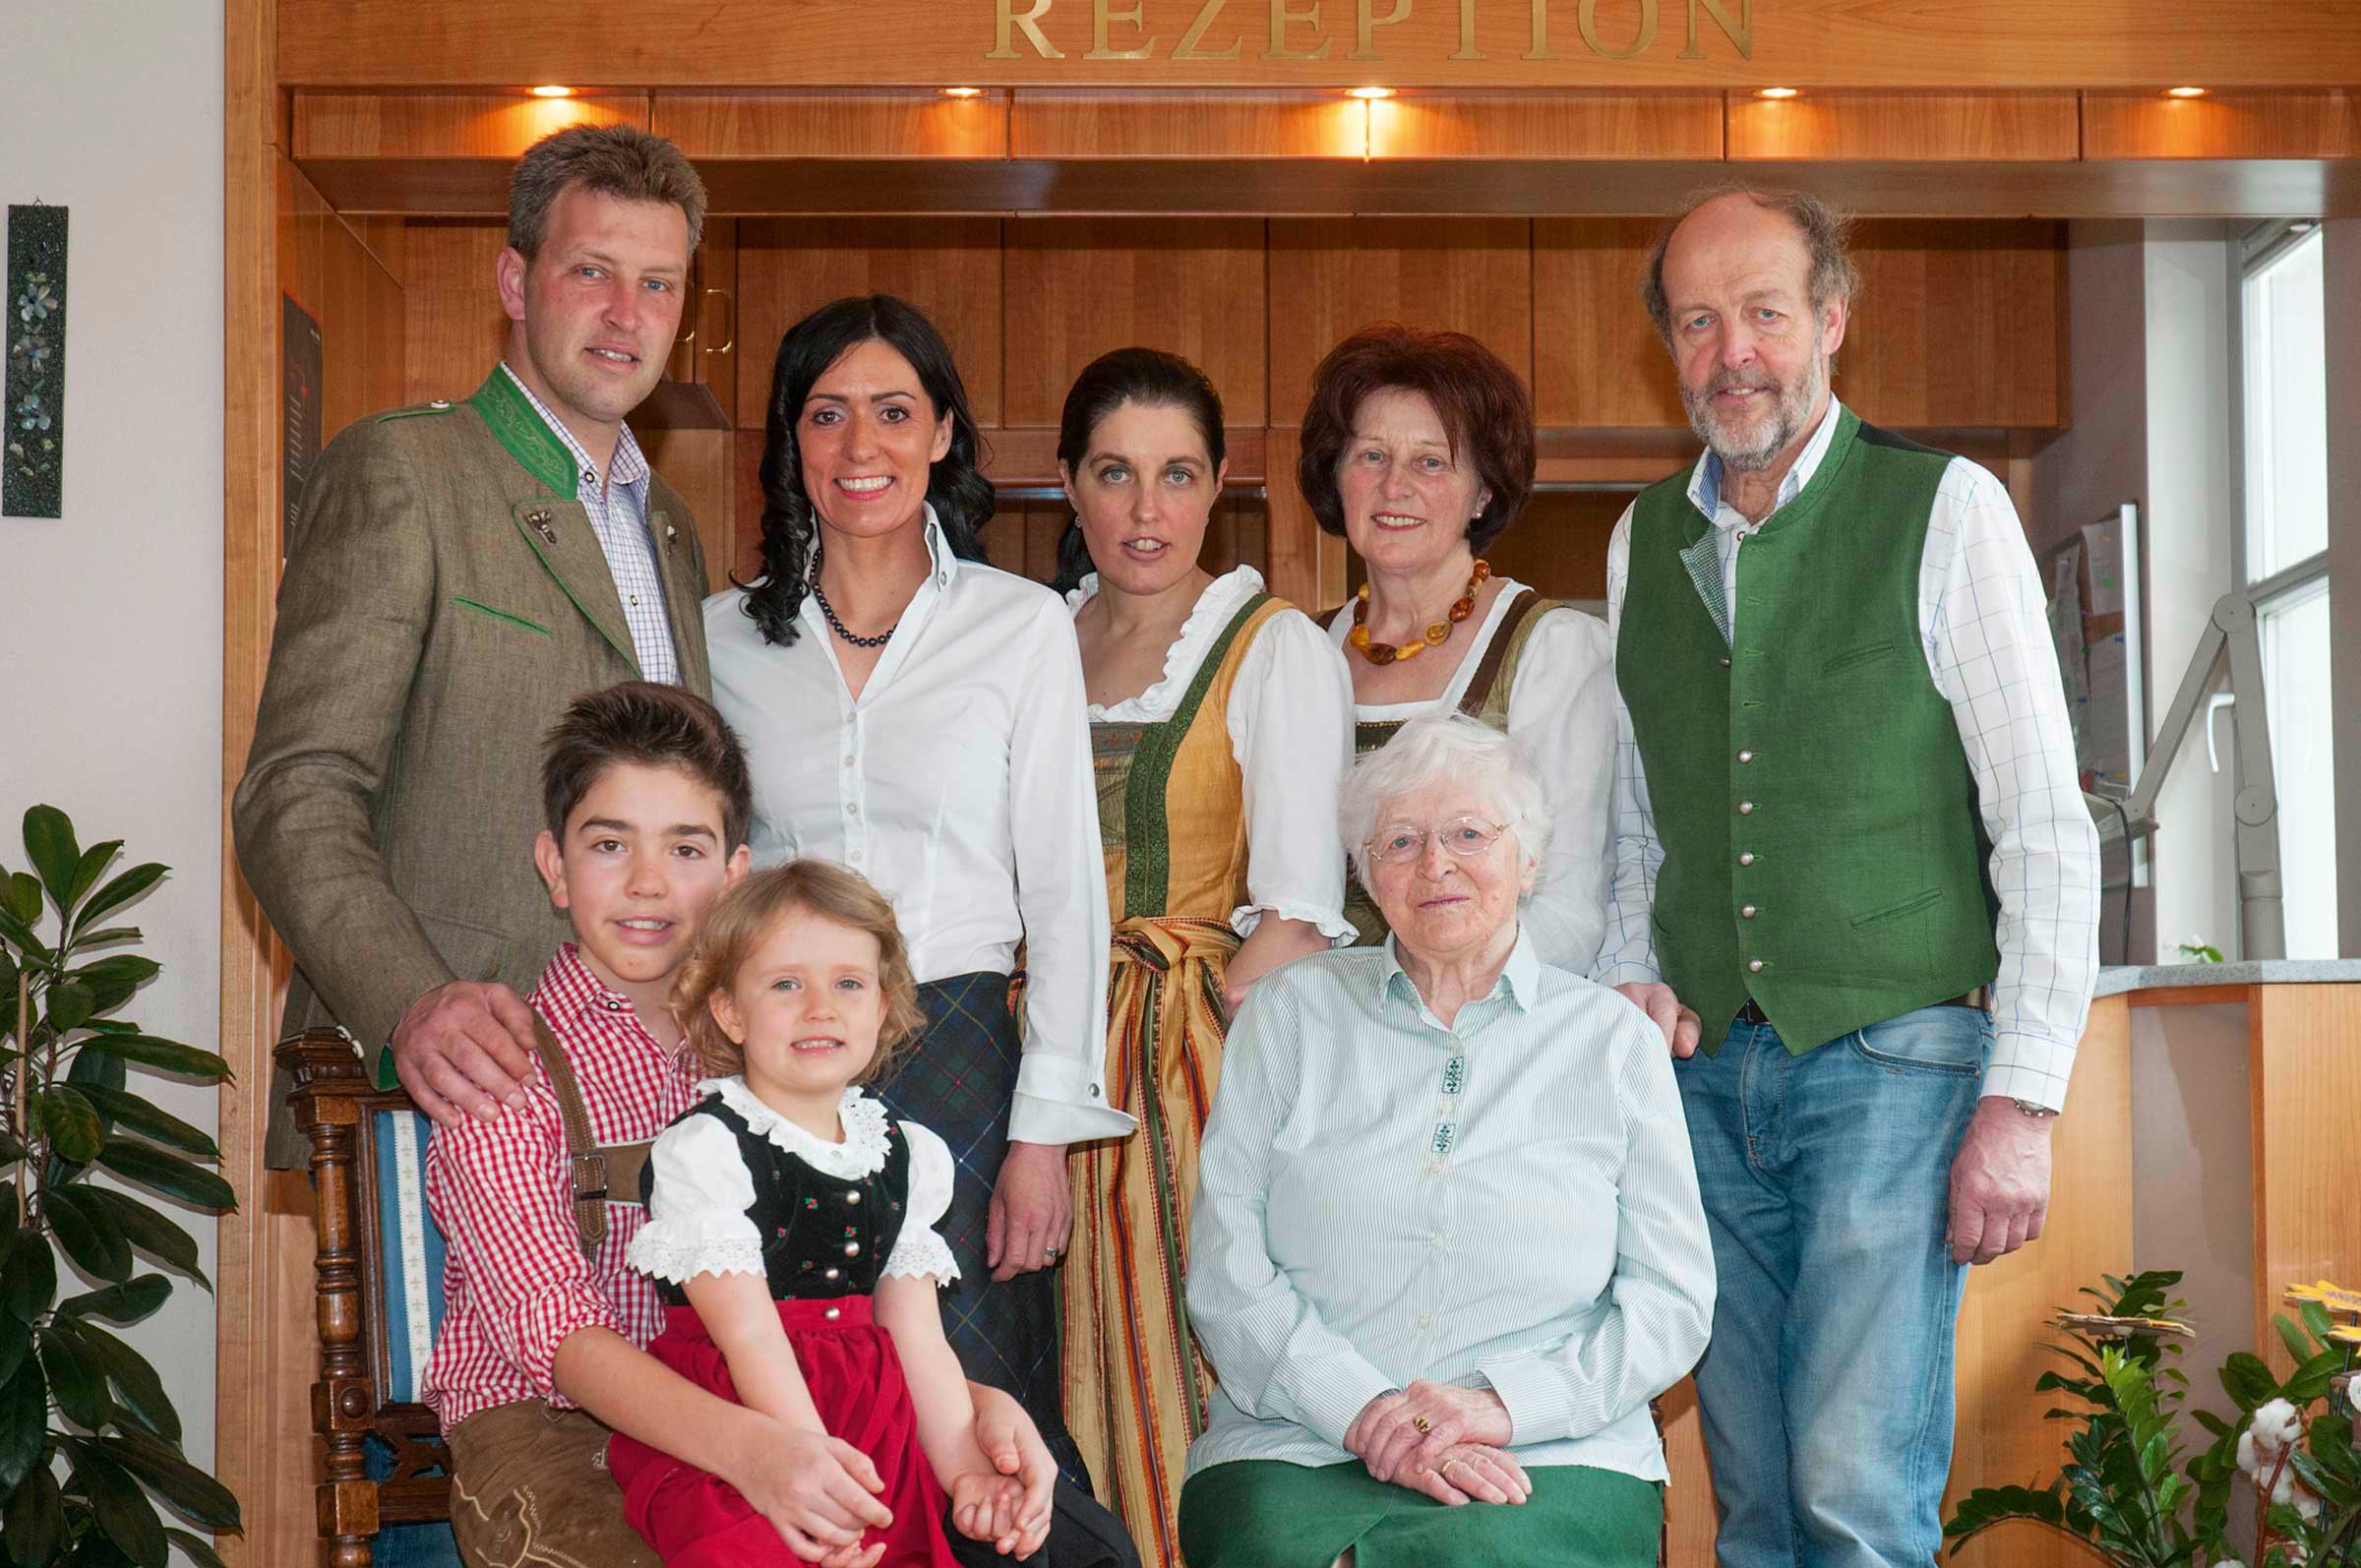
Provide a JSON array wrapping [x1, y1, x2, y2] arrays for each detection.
[[2284, 1281, 2361, 1318]]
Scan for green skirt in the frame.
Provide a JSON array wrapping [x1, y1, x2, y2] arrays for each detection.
[[1177, 1459, 1661, 1568]]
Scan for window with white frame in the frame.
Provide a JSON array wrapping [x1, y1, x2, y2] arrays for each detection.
[[2238, 221, 2335, 957]]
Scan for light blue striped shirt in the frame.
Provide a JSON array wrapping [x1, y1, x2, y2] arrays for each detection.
[[1184, 930, 1715, 1484]]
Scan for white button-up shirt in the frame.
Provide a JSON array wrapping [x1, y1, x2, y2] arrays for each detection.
[[1185, 930, 1715, 1482], [499, 363, 678, 685], [705, 514, 1131, 1146], [1598, 397, 2101, 1111]]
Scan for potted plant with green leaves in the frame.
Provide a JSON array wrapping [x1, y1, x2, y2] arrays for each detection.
[[1, 805, 243, 1566]]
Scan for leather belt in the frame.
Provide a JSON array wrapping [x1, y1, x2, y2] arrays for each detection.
[[1736, 987, 1990, 1027]]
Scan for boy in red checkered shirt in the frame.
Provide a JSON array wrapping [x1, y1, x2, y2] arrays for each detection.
[[423, 682, 1059, 1567]]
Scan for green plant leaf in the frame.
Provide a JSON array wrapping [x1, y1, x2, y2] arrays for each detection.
[[93, 1429, 237, 1532], [62, 1324, 177, 1448], [42, 984, 92, 1038], [0, 1313, 26, 1389], [57, 1277, 170, 1329], [74, 1191, 206, 1291], [59, 1531, 140, 1568], [161, 1529, 228, 1568], [91, 1143, 234, 1214], [0, 1356, 48, 1492], [2221, 1352, 2279, 1410], [38, 1087, 104, 1164], [74, 1452, 165, 1568], [61, 845, 121, 918], [2278, 1313, 2319, 1366], [8, 1462, 67, 1568], [22, 810, 81, 910], [2285, 1346, 2346, 1405], [66, 1091, 214, 1161], [73, 1039, 228, 1084], [2, 870, 39, 927], [0, 1128, 24, 1165], [0, 896, 49, 962], [69, 867, 163, 938], [2298, 1299, 2336, 1344], [38, 1325, 110, 1431], [60, 960, 155, 1020], [70, 928, 141, 952], [65, 1045, 124, 1096], [0, 1231, 56, 1320], [41, 1189, 131, 1285]]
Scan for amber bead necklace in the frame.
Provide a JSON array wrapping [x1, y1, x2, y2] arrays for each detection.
[[1348, 558, 1490, 666]]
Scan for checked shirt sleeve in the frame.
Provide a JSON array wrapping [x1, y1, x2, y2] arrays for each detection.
[[424, 1081, 623, 1406]]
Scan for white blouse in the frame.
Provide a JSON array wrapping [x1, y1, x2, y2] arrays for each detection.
[[706, 513, 1132, 1147], [1322, 577, 1617, 975], [627, 1081, 959, 1288], [1066, 567, 1358, 944]]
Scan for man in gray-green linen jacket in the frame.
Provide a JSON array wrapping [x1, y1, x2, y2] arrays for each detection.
[[235, 125, 712, 1169], [1597, 186, 2100, 1567]]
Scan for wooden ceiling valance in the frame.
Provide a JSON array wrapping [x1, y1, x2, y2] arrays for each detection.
[[279, 0, 2361, 90], [290, 88, 2361, 217]]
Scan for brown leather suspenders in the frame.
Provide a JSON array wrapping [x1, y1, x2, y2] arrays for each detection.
[[529, 1016, 655, 1259]]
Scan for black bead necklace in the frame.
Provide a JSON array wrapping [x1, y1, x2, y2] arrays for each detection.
[[807, 538, 897, 649]]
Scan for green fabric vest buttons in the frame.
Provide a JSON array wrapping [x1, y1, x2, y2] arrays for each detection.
[[1618, 405, 2002, 1057]]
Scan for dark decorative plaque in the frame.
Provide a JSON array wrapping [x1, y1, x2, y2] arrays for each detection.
[[4, 204, 66, 518]]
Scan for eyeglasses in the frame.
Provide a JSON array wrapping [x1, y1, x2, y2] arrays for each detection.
[[1367, 816, 1512, 865]]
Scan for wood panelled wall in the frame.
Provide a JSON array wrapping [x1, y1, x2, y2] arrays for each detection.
[[397, 213, 2065, 608]]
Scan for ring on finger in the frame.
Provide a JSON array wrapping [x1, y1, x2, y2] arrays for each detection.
[[1439, 1457, 1464, 1480], [1411, 1416, 1433, 1435]]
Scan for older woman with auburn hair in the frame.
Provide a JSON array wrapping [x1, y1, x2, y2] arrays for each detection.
[[1299, 327, 1617, 973], [1177, 714, 1714, 1568]]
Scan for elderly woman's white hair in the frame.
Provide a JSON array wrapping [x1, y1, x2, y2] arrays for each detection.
[[1338, 713, 1553, 891]]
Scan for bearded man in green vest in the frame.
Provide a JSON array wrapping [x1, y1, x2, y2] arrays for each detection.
[[1596, 187, 2100, 1567]]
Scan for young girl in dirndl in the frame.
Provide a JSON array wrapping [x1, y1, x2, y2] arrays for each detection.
[[608, 862, 1063, 1566]]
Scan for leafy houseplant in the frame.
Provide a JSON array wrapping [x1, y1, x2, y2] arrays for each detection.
[[1, 806, 244, 1567], [1945, 1269, 2361, 1567]]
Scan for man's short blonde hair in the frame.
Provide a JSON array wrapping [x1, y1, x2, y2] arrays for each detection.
[[508, 124, 706, 261]]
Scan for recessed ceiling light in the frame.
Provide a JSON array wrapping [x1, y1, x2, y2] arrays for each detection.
[[1348, 87, 1396, 99], [1756, 87, 1801, 100], [942, 87, 987, 99], [2165, 86, 2208, 98], [529, 85, 575, 98]]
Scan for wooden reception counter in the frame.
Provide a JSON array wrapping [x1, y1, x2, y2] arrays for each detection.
[[1653, 963, 2361, 1564]]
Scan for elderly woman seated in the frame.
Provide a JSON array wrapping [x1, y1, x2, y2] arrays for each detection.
[[1175, 714, 1715, 1568]]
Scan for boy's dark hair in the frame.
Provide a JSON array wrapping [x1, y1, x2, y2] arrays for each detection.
[[540, 682, 753, 851]]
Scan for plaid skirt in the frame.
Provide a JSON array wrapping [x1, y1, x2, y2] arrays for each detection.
[[876, 970, 1090, 1489]]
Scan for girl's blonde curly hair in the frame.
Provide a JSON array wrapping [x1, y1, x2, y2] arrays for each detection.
[[670, 861, 927, 1085]]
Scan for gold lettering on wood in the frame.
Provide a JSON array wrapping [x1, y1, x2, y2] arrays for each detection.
[[1088, 0, 1159, 56], [1451, 0, 1484, 58], [986, 0, 1065, 58], [1525, 0, 1557, 60], [1678, 0, 1752, 58], [1578, 0, 1656, 57], [1265, 0, 1333, 58], [1352, 0, 1412, 58], [1176, 0, 1247, 57]]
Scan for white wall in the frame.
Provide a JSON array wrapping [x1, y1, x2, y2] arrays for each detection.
[[2327, 219, 2361, 956], [0, 0, 225, 1509], [2143, 224, 2243, 959]]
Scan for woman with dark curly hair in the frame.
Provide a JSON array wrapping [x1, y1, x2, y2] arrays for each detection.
[[1299, 326, 1617, 972], [704, 295, 1133, 1489]]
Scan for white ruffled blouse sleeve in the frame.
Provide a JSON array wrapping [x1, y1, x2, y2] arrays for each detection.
[[879, 1120, 962, 1285], [1504, 606, 1619, 976], [1228, 608, 1359, 944], [625, 1113, 765, 1286]]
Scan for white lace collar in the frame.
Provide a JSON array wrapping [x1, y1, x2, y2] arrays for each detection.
[[1067, 565, 1268, 723], [698, 1078, 892, 1178]]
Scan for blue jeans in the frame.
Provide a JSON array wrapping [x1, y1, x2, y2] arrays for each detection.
[[1674, 1004, 1987, 1568]]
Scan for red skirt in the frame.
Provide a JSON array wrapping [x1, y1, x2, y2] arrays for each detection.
[[608, 1297, 960, 1567]]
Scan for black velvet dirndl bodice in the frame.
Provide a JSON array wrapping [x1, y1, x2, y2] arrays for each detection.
[[637, 1092, 912, 1308]]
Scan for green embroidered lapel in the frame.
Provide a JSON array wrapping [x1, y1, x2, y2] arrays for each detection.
[[467, 368, 579, 501]]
